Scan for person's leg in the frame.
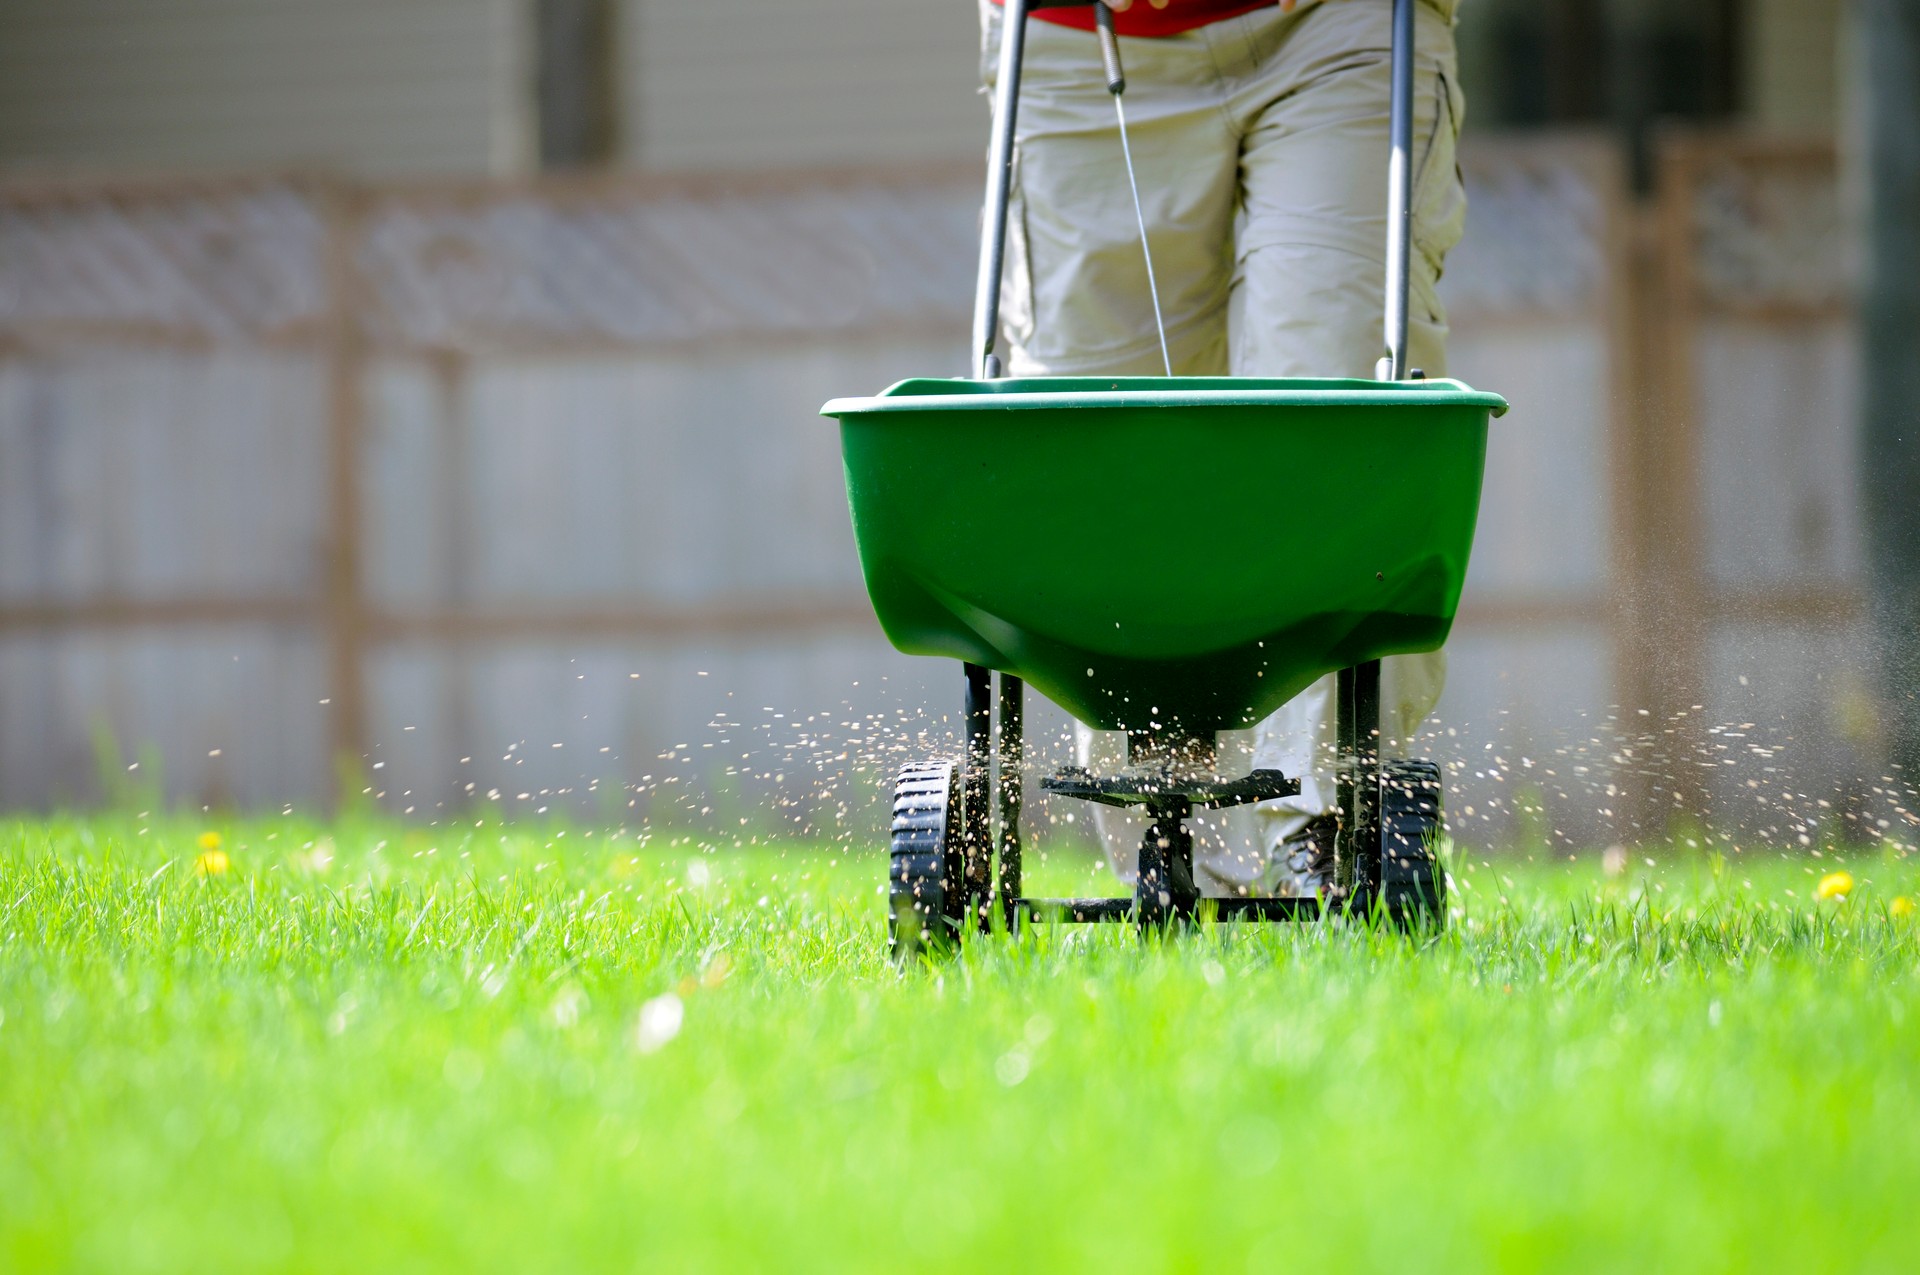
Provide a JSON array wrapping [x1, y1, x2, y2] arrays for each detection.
[[981, 1, 1241, 377], [1217, 0, 1467, 869], [981, 3, 1256, 887], [1224, 2, 1463, 379]]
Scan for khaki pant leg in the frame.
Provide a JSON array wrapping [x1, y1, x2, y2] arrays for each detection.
[[981, 3, 1240, 376], [1228, 0, 1467, 852]]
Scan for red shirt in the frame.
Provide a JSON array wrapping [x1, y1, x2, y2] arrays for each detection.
[[995, 1, 1279, 37]]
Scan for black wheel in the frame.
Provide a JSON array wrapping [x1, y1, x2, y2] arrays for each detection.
[[887, 759, 965, 959], [1379, 759, 1447, 930]]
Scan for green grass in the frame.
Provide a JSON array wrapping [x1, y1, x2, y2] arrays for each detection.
[[3, 816, 1918, 1273]]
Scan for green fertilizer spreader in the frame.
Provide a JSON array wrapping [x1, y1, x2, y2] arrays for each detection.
[[821, 0, 1509, 954]]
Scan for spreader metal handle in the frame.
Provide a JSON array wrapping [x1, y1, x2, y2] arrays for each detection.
[[1379, 0, 1416, 382], [973, 0, 1109, 381], [972, 0, 1024, 379]]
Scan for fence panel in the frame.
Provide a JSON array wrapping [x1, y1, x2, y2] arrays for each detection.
[[1657, 138, 1873, 839], [0, 143, 1876, 846]]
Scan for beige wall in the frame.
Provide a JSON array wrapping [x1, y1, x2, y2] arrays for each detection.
[[1744, 0, 1843, 132], [0, 0, 986, 178], [0, 0, 528, 177], [618, 0, 984, 171], [0, 0, 1849, 181]]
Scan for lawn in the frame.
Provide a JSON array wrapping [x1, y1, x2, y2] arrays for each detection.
[[2, 815, 1917, 1272]]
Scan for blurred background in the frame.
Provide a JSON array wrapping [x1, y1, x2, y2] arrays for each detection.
[[0, 0, 1912, 852]]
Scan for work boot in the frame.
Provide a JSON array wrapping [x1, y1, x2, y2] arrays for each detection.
[[1272, 815, 1338, 897]]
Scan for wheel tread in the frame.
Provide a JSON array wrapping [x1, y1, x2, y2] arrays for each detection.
[[1379, 758, 1446, 929], [888, 759, 963, 958]]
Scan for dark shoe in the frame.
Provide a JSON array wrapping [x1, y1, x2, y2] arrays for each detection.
[[1273, 815, 1338, 897]]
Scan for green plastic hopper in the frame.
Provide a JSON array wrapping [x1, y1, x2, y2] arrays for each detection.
[[821, 375, 1508, 741]]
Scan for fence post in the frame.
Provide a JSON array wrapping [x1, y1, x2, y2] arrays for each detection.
[[1607, 158, 1660, 839], [1610, 136, 1711, 838], [322, 180, 371, 799], [1860, 0, 1920, 796]]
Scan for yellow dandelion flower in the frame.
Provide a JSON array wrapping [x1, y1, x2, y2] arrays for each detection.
[[1891, 896, 1914, 920], [1814, 870, 1853, 902], [197, 830, 223, 852], [195, 848, 230, 877]]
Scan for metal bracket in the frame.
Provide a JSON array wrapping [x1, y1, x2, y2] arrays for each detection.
[[1040, 766, 1299, 811]]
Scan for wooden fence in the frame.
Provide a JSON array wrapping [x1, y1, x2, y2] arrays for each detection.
[[0, 135, 1878, 842]]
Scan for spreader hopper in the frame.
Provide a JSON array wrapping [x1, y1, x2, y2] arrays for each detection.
[[822, 375, 1508, 742]]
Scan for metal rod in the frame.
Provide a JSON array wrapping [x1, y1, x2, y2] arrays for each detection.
[[1354, 660, 1382, 903], [1094, 0, 1125, 92], [998, 673, 1024, 929], [964, 662, 995, 931], [1335, 666, 1358, 893], [1113, 96, 1172, 377], [972, 0, 1031, 380], [1380, 0, 1415, 382], [1333, 662, 1381, 903]]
